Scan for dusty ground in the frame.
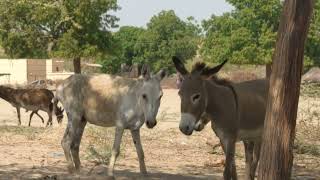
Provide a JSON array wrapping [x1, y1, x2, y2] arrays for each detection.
[[0, 89, 319, 180]]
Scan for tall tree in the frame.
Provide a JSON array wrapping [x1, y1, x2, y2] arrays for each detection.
[[202, 0, 319, 77], [100, 26, 145, 74], [0, 0, 119, 73], [258, 0, 314, 179], [201, 0, 281, 66], [0, 0, 53, 58], [52, 0, 119, 73], [134, 10, 200, 72]]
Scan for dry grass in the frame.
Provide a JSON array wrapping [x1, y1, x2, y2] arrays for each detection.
[[295, 83, 320, 157], [84, 125, 131, 166]]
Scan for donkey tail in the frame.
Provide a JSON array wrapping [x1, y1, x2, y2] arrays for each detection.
[[52, 90, 64, 123]]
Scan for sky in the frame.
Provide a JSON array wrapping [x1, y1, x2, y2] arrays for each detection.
[[113, 0, 234, 29]]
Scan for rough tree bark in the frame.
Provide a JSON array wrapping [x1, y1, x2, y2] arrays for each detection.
[[73, 57, 81, 74], [266, 63, 272, 79], [258, 0, 314, 180]]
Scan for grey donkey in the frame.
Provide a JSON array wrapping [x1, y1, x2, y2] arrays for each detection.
[[172, 56, 268, 180], [55, 65, 166, 176]]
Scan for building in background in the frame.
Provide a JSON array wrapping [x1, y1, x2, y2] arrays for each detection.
[[0, 59, 73, 85]]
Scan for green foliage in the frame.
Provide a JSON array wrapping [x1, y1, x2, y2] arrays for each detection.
[[0, 0, 119, 61], [134, 10, 200, 72], [52, 0, 119, 59], [201, 0, 320, 66], [305, 0, 320, 67], [201, 0, 281, 65], [99, 26, 144, 74], [100, 10, 200, 74], [99, 55, 123, 74], [0, 0, 53, 58]]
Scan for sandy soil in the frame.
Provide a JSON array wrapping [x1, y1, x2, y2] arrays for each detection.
[[0, 89, 319, 180]]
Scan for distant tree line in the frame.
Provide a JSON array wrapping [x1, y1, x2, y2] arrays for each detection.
[[100, 10, 200, 74], [0, 0, 319, 74], [201, 0, 320, 68]]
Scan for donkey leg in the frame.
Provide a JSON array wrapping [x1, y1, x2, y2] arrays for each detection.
[[250, 141, 261, 179], [16, 107, 21, 126], [220, 139, 237, 180], [35, 111, 44, 124], [29, 111, 35, 126], [108, 127, 124, 176], [46, 110, 53, 127], [221, 138, 237, 180], [61, 123, 75, 173], [70, 116, 87, 171], [130, 129, 147, 175], [243, 141, 254, 180]]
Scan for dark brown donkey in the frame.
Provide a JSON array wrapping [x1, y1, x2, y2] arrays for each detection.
[[173, 56, 268, 180], [0, 85, 64, 126]]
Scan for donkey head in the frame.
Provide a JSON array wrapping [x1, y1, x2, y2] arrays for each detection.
[[172, 56, 228, 135], [55, 106, 64, 123], [139, 64, 166, 129]]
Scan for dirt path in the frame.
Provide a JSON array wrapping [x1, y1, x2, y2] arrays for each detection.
[[0, 89, 319, 180]]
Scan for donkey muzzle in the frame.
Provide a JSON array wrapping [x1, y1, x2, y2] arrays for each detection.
[[179, 113, 196, 136], [146, 120, 157, 129]]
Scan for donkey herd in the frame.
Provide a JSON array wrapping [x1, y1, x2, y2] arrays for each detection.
[[0, 57, 269, 180]]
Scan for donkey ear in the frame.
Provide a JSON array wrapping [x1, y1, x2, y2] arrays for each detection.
[[156, 69, 166, 81], [201, 59, 228, 77], [172, 56, 188, 75], [141, 64, 151, 80]]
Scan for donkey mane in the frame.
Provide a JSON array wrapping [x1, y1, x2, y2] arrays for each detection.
[[191, 62, 209, 74], [191, 61, 232, 87], [210, 75, 233, 87]]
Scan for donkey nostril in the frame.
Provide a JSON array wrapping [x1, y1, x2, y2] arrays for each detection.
[[154, 121, 157, 126], [146, 121, 150, 127], [186, 126, 190, 131]]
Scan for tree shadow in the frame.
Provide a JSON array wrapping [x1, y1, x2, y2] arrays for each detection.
[[0, 163, 222, 180]]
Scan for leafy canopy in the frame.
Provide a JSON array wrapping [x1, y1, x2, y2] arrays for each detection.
[[134, 10, 200, 72], [0, 0, 119, 60], [201, 0, 282, 65], [201, 0, 320, 66], [100, 10, 200, 74]]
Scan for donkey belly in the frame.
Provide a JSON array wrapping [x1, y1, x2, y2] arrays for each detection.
[[85, 110, 117, 127], [20, 104, 41, 111], [237, 127, 263, 141]]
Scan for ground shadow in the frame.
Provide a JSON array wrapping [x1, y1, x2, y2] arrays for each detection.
[[0, 164, 222, 180]]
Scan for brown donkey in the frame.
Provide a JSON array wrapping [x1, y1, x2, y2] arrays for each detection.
[[0, 85, 64, 126], [173, 56, 268, 180]]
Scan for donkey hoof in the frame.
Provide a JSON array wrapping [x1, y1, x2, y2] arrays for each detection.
[[108, 173, 114, 177], [107, 176, 116, 180], [141, 170, 148, 176], [67, 166, 76, 174], [141, 172, 148, 177]]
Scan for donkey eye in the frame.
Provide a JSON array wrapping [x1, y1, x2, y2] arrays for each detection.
[[191, 94, 201, 103], [142, 94, 147, 100]]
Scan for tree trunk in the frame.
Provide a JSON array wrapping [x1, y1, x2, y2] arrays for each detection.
[[265, 63, 272, 79], [73, 57, 81, 74], [258, 0, 314, 180]]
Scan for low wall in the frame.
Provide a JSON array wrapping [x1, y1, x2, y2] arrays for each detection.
[[47, 72, 74, 81]]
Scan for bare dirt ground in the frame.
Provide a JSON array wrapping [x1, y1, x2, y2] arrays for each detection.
[[0, 89, 319, 180]]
